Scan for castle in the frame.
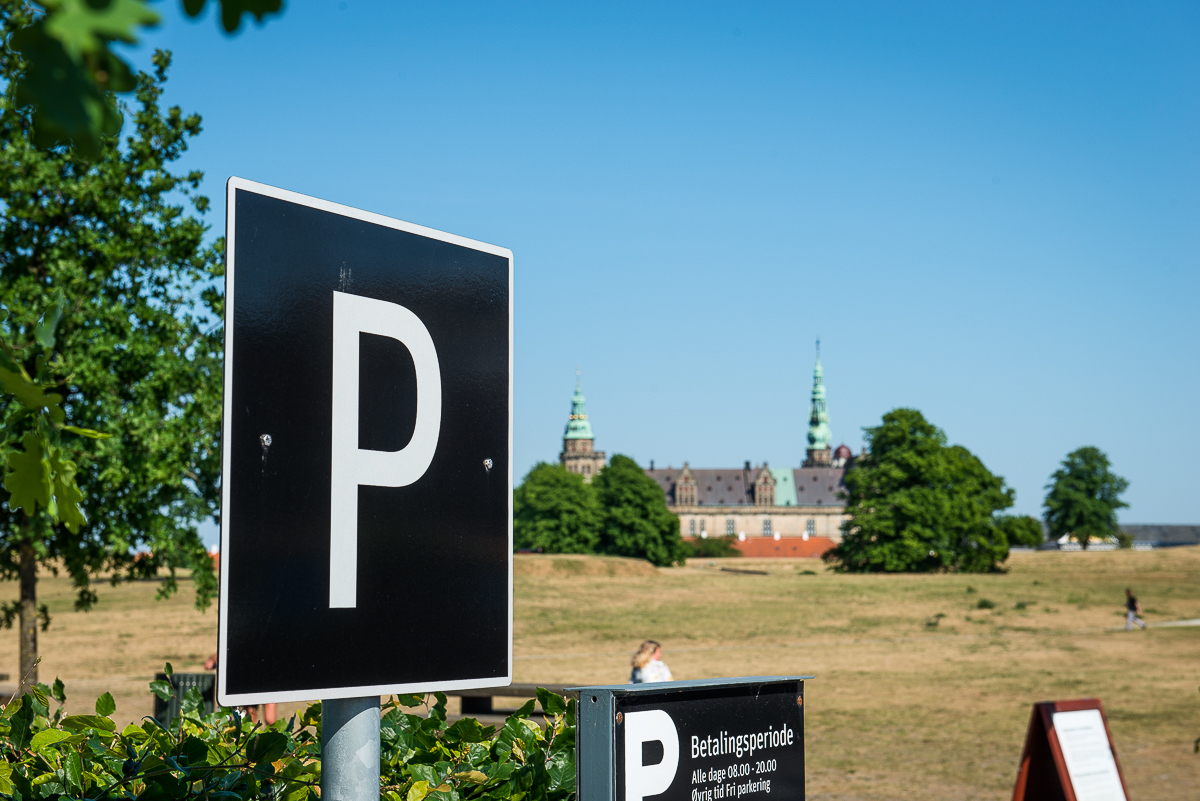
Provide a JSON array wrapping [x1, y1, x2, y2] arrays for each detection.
[[559, 345, 852, 556]]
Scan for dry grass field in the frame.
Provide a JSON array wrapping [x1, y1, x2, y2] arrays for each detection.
[[1, 547, 1198, 800]]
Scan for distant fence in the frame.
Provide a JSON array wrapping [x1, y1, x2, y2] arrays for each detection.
[[1034, 524, 1200, 551]]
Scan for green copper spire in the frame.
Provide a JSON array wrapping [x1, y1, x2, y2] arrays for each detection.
[[563, 373, 595, 440], [806, 339, 831, 451]]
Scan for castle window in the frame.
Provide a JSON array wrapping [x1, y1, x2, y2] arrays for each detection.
[[805, 519, 815, 539], [762, 519, 773, 537], [700, 520, 707, 535], [690, 520, 696, 536], [726, 519, 735, 536]]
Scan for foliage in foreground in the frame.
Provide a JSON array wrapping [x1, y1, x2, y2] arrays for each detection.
[[824, 408, 1024, 573], [0, 12, 223, 687], [513, 457, 685, 567], [0, 668, 576, 801], [9, 0, 282, 159], [1043, 446, 1129, 549]]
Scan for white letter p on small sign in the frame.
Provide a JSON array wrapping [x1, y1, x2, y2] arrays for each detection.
[[625, 710, 680, 801], [329, 291, 441, 608]]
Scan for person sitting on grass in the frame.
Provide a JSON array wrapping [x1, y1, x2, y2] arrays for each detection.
[[630, 640, 673, 683]]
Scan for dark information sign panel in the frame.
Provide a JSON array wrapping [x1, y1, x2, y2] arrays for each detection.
[[574, 677, 808, 801], [217, 178, 513, 705]]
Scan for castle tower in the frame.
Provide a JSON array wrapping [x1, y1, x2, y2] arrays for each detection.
[[559, 374, 606, 482], [804, 340, 832, 466]]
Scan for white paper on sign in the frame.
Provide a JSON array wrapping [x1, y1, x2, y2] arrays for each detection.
[[1052, 709, 1127, 801]]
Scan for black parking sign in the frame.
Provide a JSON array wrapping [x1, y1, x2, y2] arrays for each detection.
[[217, 178, 513, 705], [575, 677, 809, 801]]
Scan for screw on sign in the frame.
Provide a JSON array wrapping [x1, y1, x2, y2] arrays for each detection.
[[217, 178, 513, 801]]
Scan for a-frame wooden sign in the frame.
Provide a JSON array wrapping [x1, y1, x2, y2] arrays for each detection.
[[1012, 699, 1130, 801]]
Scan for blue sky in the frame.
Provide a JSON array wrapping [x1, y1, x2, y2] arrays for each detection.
[[129, 1, 1199, 542]]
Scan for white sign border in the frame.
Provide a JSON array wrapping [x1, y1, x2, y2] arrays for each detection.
[[217, 176, 514, 706]]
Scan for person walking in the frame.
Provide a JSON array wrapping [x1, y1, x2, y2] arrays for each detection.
[[630, 640, 673, 683], [1125, 588, 1147, 631]]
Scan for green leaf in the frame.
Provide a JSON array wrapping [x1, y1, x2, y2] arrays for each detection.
[[163, 662, 173, 677], [33, 291, 66, 350], [0, 761, 12, 795], [30, 728, 71, 751], [407, 780, 431, 801], [62, 425, 112, 439], [8, 697, 34, 749], [49, 447, 86, 532], [9, 21, 120, 160], [63, 749, 83, 791], [410, 765, 438, 785], [0, 360, 64, 419], [43, 0, 160, 54], [181, 735, 212, 767], [51, 678, 66, 704], [148, 679, 173, 702], [535, 688, 566, 716], [182, 0, 283, 33], [445, 717, 491, 745], [247, 731, 288, 765], [94, 691, 116, 717], [4, 432, 51, 516], [180, 686, 203, 718], [430, 692, 448, 724], [60, 714, 116, 732], [31, 684, 48, 708]]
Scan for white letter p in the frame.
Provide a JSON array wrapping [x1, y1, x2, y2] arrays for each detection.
[[329, 291, 441, 608], [625, 710, 680, 801]]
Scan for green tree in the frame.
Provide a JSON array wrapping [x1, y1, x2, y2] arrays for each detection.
[[0, 27, 223, 690], [824, 408, 1018, 573], [592, 455, 685, 567], [996, 514, 1045, 548], [513, 463, 600, 554], [11, 0, 282, 158], [1043, 446, 1129, 549]]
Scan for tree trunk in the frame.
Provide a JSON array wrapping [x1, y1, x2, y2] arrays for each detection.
[[18, 540, 37, 694]]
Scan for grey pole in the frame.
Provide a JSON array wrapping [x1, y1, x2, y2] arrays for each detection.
[[322, 696, 381, 801]]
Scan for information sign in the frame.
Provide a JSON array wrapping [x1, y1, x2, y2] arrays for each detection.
[[1011, 699, 1129, 801], [574, 677, 810, 801], [217, 178, 513, 706]]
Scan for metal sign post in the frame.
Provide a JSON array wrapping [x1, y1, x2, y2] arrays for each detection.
[[572, 677, 812, 801], [216, 177, 514, 800], [323, 697, 382, 801]]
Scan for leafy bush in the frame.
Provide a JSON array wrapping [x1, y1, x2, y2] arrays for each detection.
[[592, 455, 686, 567], [996, 515, 1046, 548], [513, 455, 687, 566], [976, 598, 995, 610], [514, 463, 601, 554], [0, 667, 576, 801], [683, 537, 741, 558]]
